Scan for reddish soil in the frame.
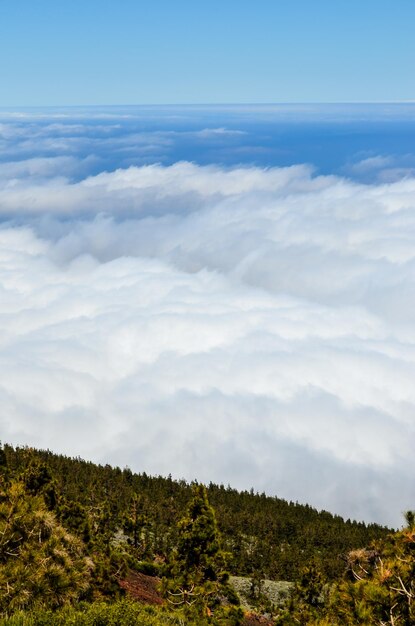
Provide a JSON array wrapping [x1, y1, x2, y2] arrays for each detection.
[[119, 570, 163, 605], [119, 573, 273, 624]]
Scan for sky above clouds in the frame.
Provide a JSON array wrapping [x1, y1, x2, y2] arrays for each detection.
[[1, 106, 415, 526], [1, 1, 414, 105]]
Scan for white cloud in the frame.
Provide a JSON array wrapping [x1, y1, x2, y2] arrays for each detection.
[[1, 161, 415, 526], [348, 155, 394, 173], [343, 154, 415, 183]]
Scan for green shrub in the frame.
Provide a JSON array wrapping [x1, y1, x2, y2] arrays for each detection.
[[133, 560, 161, 577], [0, 600, 186, 626]]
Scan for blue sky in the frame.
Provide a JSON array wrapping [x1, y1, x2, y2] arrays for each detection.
[[1, 0, 414, 105]]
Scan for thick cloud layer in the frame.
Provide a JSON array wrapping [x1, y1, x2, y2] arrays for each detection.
[[1, 107, 415, 526]]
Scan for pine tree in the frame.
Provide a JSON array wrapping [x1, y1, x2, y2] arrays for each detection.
[[175, 484, 225, 584], [164, 484, 241, 623], [22, 459, 58, 510], [0, 478, 92, 615], [0, 443, 6, 472], [123, 494, 147, 553]]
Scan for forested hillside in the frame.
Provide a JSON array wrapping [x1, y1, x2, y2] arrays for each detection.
[[2, 442, 405, 625], [1, 443, 388, 581]]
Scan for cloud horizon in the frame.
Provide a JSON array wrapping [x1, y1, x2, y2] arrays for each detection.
[[1, 152, 415, 527]]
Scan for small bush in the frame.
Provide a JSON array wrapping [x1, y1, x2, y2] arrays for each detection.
[[0, 600, 198, 626]]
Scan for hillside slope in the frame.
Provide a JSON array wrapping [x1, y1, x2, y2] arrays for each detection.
[[1, 443, 389, 581]]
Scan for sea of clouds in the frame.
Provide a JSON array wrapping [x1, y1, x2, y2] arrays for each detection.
[[1, 107, 415, 526]]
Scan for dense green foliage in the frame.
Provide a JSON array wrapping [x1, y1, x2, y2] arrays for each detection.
[[0, 479, 92, 614], [326, 513, 415, 625], [0, 600, 200, 625], [2, 441, 407, 624], [275, 512, 415, 625], [0, 443, 389, 582]]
